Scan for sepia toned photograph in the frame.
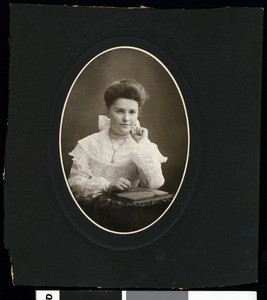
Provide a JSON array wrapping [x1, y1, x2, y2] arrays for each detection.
[[60, 47, 189, 233]]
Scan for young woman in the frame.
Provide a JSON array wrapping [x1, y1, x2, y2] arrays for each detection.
[[68, 79, 167, 201]]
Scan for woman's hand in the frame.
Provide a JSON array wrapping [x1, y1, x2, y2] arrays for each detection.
[[130, 126, 148, 143], [107, 177, 131, 192]]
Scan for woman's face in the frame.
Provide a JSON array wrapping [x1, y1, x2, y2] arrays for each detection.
[[108, 98, 139, 136]]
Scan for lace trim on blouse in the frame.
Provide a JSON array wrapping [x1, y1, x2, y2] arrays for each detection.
[[68, 128, 167, 200]]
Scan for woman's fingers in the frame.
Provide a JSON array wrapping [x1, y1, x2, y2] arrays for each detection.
[[130, 127, 148, 142], [114, 178, 131, 191], [132, 126, 144, 136], [117, 179, 131, 190], [115, 183, 128, 191], [119, 177, 131, 186], [114, 184, 125, 191], [118, 182, 128, 189], [108, 177, 132, 192]]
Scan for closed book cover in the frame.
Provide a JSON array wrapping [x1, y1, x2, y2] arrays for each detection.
[[114, 187, 173, 203]]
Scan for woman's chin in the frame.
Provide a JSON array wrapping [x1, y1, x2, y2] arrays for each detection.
[[120, 129, 131, 135], [110, 127, 130, 136]]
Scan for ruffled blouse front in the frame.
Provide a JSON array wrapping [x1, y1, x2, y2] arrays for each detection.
[[68, 128, 167, 201]]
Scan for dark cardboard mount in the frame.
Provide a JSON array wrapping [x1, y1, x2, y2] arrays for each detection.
[[4, 5, 263, 288], [46, 36, 201, 248]]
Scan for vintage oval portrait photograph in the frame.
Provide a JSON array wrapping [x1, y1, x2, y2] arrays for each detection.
[[60, 46, 189, 234]]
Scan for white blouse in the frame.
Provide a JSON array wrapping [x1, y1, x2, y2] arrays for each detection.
[[68, 128, 167, 201]]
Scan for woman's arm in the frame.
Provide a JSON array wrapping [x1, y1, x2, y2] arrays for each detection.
[[68, 142, 111, 200], [130, 128, 167, 189]]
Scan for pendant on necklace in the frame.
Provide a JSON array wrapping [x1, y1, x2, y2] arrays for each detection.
[[109, 131, 129, 164]]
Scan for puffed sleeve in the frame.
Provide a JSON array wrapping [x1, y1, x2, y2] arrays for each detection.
[[131, 138, 167, 189], [68, 141, 110, 200]]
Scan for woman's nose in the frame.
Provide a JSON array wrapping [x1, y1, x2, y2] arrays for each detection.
[[123, 112, 130, 122]]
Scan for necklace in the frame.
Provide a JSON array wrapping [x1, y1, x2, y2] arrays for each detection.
[[109, 131, 129, 163]]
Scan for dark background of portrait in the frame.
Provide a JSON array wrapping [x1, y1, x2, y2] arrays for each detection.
[[61, 48, 188, 194]]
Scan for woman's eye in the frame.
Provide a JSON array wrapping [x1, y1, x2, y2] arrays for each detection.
[[116, 110, 123, 114], [129, 110, 137, 114]]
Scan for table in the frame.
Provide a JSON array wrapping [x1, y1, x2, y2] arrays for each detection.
[[78, 193, 173, 232]]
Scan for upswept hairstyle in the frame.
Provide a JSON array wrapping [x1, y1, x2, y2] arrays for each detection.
[[104, 79, 148, 108]]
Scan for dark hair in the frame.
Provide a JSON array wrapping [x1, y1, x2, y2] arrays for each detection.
[[104, 79, 148, 108]]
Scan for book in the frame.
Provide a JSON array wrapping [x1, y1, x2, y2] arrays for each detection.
[[114, 187, 173, 204]]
